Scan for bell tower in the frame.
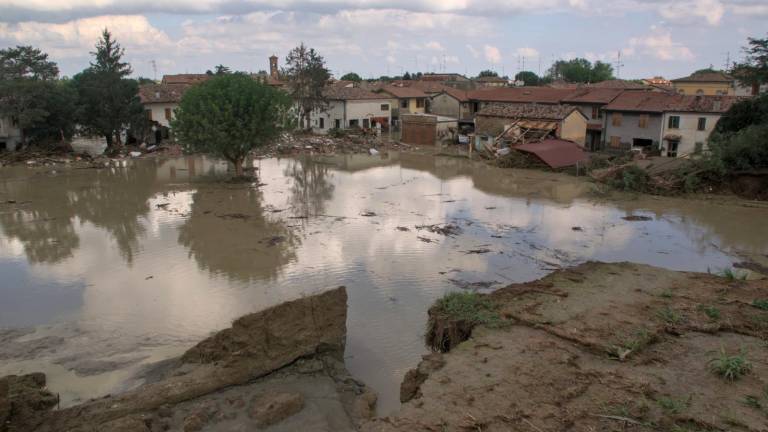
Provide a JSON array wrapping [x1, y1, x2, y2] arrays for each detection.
[[269, 55, 278, 79]]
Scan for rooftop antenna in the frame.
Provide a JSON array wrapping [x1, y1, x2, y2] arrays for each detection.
[[538, 56, 542, 77], [723, 51, 731, 72], [615, 50, 624, 79]]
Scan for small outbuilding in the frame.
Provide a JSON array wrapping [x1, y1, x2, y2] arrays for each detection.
[[515, 139, 588, 169], [401, 114, 458, 146]]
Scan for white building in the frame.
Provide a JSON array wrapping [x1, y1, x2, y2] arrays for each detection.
[[659, 96, 740, 157], [138, 83, 191, 143], [0, 116, 22, 151], [310, 82, 393, 134]]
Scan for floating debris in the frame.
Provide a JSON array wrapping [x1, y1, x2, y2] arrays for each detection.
[[572, 226, 584, 231], [396, 226, 410, 232], [464, 248, 492, 255], [622, 215, 652, 222], [417, 236, 437, 243], [416, 223, 462, 237], [360, 211, 377, 217]]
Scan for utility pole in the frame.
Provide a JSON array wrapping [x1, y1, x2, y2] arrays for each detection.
[[615, 50, 624, 79], [723, 51, 731, 72]]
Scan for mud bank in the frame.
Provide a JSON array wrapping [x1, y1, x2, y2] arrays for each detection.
[[365, 262, 768, 432], [1, 286, 377, 432]]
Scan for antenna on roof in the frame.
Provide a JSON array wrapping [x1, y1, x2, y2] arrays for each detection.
[[615, 50, 624, 79], [150, 59, 157, 82], [723, 51, 731, 72]]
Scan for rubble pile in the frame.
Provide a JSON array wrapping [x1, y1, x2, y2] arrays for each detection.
[[252, 133, 412, 158]]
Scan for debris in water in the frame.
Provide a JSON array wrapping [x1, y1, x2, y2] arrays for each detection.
[[622, 215, 652, 221], [156, 203, 170, 209], [485, 206, 497, 210], [448, 279, 499, 290], [260, 236, 286, 247], [369, 148, 379, 155], [145, 276, 154, 280], [218, 213, 251, 220], [464, 248, 492, 255], [416, 223, 462, 237], [360, 211, 377, 217], [417, 236, 436, 243], [396, 226, 410, 232], [572, 226, 583, 231]]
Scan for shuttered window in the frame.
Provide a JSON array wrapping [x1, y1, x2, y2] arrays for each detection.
[[610, 136, 621, 148], [612, 113, 622, 127], [638, 114, 649, 129]]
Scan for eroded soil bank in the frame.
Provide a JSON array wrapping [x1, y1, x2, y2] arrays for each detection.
[[1, 286, 377, 432], [364, 262, 768, 432]]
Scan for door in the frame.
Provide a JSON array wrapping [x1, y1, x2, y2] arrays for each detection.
[[667, 140, 679, 158]]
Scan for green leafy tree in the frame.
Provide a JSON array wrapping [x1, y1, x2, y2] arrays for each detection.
[[715, 94, 768, 134], [72, 29, 141, 149], [402, 71, 412, 80], [172, 74, 293, 177], [214, 64, 231, 75], [283, 43, 330, 130], [478, 70, 499, 78], [0, 45, 62, 147], [340, 72, 362, 82], [548, 58, 614, 83], [514, 71, 540, 86], [732, 35, 768, 91], [25, 80, 78, 145]]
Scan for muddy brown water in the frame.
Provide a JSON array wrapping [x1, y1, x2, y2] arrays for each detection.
[[1, 152, 766, 415]]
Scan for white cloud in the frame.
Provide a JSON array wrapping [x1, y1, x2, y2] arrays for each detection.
[[658, 0, 725, 26], [484, 45, 501, 64], [425, 41, 445, 51], [628, 29, 694, 61], [466, 44, 480, 59], [515, 47, 539, 58]]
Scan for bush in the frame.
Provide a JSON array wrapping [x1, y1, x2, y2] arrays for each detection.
[[610, 165, 651, 192], [708, 124, 768, 173], [715, 94, 768, 134]]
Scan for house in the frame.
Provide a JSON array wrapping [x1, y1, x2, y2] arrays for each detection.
[[419, 73, 470, 83], [474, 76, 509, 88], [161, 74, 210, 85], [475, 103, 588, 146], [671, 71, 735, 96], [561, 88, 625, 151], [429, 87, 473, 122], [377, 85, 428, 124], [602, 91, 739, 157], [466, 87, 577, 117], [138, 83, 191, 143], [0, 117, 22, 151], [310, 82, 393, 134], [659, 95, 739, 157]]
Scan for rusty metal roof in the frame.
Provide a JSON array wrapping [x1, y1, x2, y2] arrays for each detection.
[[515, 139, 587, 169]]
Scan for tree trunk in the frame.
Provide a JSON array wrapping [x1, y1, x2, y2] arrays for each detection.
[[234, 157, 244, 177]]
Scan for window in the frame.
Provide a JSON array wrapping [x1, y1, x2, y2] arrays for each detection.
[[416, 99, 425, 108], [695, 89, 704, 95], [334, 119, 341, 129], [145, 109, 152, 121], [610, 136, 621, 148], [363, 118, 370, 129], [400, 99, 408, 109], [591, 106, 599, 119], [472, 102, 480, 113], [668, 115, 680, 129], [319, 117, 325, 129], [164, 108, 172, 121], [380, 104, 389, 111], [697, 117, 706, 131], [638, 114, 649, 129], [349, 119, 359, 128], [612, 113, 623, 127]]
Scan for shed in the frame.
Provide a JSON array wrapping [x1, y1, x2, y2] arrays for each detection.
[[401, 114, 458, 146], [515, 139, 587, 169]]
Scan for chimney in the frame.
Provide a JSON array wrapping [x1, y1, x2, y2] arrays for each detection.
[[269, 55, 278, 79]]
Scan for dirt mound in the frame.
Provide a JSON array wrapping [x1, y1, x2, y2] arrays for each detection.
[[7, 287, 350, 432], [0, 373, 58, 432], [365, 262, 768, 432]]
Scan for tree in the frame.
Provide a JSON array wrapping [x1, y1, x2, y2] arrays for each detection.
[[0, 46, 65, 147], [548, 58, 614, 83], [478, 70, 499, 78], [340, 72, 362, 82], [214, 64, 231, 75], [403, 71, 412, 80], [514, 71, 540, 86], [172, 74, 293, 177], [283, 43, 330, 130], [72, 29, 142, 149], [714, 93, 768, 134], [732, 35, 768, 91]]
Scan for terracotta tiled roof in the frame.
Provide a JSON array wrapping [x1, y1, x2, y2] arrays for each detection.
[[562, 88, 625, 104], [672, 71, 734, 83], [585, 79, 648, 89], [324, 83, 391, 100], [468, 87, 577, 104], [139, 84, 191, 104], [477, 103, 582, 121], [475, 76, 508, 83], [161, 74, 211, 85], [418, 73, 469, 82], [379, 85, 429, 98], [439, 86, 471, 102], [603, 92, 741, 113]]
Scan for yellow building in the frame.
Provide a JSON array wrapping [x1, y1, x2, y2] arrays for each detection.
[[671, 71, 735, 96]]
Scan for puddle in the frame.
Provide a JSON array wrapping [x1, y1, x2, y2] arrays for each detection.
[[1, 152, 767, 414]]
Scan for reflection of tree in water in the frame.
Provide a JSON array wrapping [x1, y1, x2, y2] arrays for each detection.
[[178, 185, 299, 282], [284, 157, 335, 217], [0, 161, 160, 265]]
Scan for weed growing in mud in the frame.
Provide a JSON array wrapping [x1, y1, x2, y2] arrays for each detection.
[[753, 299, 768, 310], [656, 396, 689, 415], [698, 305, 721, 320], [709, 349, 752, 381], [744, 395, 762, 409], [608, 328, 657, 360], [719, 268, 748, 281], [433, 292, 501, 327], [657, 306, 685, 325]]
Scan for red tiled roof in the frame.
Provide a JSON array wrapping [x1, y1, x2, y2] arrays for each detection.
[[585, 79, 648, 89], [562, 88, 624, 104], [161, 74, 211, 85], [477, 103, 582, 121], [468, 87, 577, 104], [324, 83, 390, 100], [379, 85, 429, 98], [440, 86, 471, 102], [139, 83, 191, 104], [603, 92, 741, 113], [672, 71, 733, 83], [515, 139, 587, 169]]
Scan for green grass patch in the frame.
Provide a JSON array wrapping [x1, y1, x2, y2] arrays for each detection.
[[698, 305, 721, 320], [657, 396, 689, 415], [657, 306, 685, 325], [753, 299, 768, 311], [433, 292, 501, 326], [609, 328, 657, 360], [719, 268, 748, 281], [709, 348, 752, 381]]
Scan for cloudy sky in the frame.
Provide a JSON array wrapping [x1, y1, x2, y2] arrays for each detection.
[[0, 0, 766, 80]]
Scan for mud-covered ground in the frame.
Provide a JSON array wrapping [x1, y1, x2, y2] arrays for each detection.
[[365, 262, 768, 432]]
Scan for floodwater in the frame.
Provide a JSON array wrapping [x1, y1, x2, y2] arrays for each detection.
[[1, 152, 767, 414]]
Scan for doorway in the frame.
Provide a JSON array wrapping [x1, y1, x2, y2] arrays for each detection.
[[667, 140, 679, 158]]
